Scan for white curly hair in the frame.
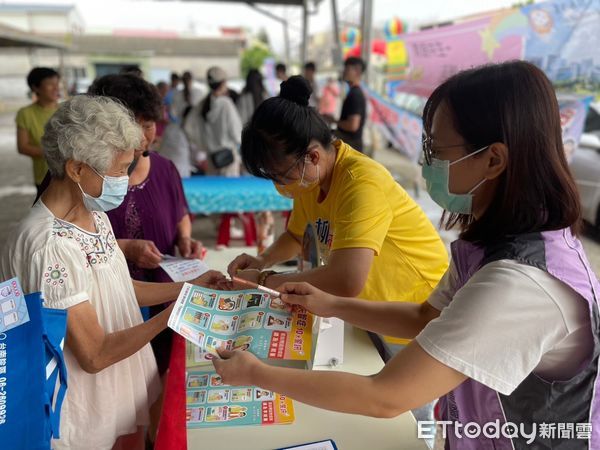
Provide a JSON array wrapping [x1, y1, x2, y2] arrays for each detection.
[[42, 95, 142, 178]]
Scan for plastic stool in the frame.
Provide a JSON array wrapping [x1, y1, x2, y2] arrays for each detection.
[[217, 213, 256, 247]]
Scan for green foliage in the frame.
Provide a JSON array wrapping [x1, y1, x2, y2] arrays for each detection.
[[241, 41, 272, 78]]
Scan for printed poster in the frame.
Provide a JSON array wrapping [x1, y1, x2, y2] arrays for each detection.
[[186, 368, 295, 428], [0, 278, 29, 332], [169, 284, 312, 361]]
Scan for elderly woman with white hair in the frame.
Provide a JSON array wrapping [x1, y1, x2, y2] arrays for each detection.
[[0, 95, 226, 450]]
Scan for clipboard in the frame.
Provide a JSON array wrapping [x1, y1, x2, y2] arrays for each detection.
[[276, 439, 338, 450], [299, 223, 323, 271]]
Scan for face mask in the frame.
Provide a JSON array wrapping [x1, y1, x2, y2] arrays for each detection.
[[274, 157, 320, 199], [78, 167, 129, 212], [421, 145, 489, 215]]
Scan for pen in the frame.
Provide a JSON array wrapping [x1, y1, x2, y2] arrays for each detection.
[[232, 276, 281, 298]]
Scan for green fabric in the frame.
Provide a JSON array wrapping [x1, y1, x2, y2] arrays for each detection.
[[15, 103, 56, 185]]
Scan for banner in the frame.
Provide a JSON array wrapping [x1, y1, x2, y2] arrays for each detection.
[[558, 96, 594, 163], [366, 88, 593, 163], [365, 86, 423, 161], [395, 9, 527, 97], [263, 58, 278, 98], [523, 0, 600, 93], [387, 0, 600, 99]]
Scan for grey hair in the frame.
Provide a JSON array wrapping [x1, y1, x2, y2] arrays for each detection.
[[42, 94, 142, 178]]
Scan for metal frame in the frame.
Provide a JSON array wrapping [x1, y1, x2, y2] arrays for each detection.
[[163, 0, 374, 71]]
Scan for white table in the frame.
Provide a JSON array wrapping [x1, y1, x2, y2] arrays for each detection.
[[187, 248, 427, 450]]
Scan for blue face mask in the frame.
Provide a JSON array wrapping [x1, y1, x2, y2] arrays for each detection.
[[78, 167, 129, 212], [421, 145, 489, 215]]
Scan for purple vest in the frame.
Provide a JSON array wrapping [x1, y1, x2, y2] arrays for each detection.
[[438, 228, 600, 449]]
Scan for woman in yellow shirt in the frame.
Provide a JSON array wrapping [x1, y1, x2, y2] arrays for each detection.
[[229, 76, 448, 354]]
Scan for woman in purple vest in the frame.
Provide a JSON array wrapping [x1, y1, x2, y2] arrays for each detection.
[[213, 61, 600, 449]]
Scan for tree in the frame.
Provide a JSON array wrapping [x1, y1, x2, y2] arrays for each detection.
[[257, 28, 270, 46], [240, 41, 272, 78]]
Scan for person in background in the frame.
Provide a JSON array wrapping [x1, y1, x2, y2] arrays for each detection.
[[303, 61, 319, 109], [334, 57, 367, 153], [158, 105, 195, 178], [185, 67, 246, 248], [237, 68, 268, 125], [184, 66, 243, 177], [319, 77, 340, 122], [120, 65, 143, 78], [155, 81, 170, 140], [276, 62, 288, 82], [227, 86, 240, 105], [1, 95, 226, 450], [171, 70, 204, 123], [236, 68, 273, 253], [88, 74, 204, 445], [16, 67, 60, 195], [165, 72, 180, 124]]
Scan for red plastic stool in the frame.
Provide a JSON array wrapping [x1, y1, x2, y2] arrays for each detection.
[[217, 213, 257, 247]]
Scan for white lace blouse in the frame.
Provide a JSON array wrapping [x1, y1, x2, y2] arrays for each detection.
[[0, 201, 160, 450]]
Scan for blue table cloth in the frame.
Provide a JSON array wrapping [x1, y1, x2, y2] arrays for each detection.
[[182, 176, 293, 214]]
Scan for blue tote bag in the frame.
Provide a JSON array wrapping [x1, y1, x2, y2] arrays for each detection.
[[0, 291, 68, 450]]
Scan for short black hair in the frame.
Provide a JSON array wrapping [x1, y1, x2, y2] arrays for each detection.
[[275, 63, 287, 73], [27, 67, 59, 90], [120, 65, 142, 77], [344, 57, 366, 73], [88, 74, 162, 122], [171, 72, 180, 82], [241, 75, 333, 179], [304, 62, 316, 72]]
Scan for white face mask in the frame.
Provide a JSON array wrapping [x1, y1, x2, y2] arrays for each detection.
[[78, 167, 129, 212]]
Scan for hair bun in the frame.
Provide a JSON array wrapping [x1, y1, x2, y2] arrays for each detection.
[[279, 75, 311, 107]]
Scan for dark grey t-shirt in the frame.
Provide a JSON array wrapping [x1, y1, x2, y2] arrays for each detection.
[[336, 85, 366, 152]]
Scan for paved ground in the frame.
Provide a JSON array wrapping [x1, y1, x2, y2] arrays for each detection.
[[1, 107, 599, 275]]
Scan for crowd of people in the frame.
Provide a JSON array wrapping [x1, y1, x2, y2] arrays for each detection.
[[3, 58, 599, 450]]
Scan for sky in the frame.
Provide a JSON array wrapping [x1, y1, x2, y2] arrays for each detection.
[[3, 0, 525, 55]]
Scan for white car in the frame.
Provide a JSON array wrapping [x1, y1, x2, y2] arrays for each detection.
[[570, 103, 600, 226]]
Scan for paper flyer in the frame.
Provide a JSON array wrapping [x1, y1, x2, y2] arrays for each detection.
[[186, 368, 295, 428], [159, 256, 210, 282], [168, 283, 312, 361], [0, 278, 29, 332], [185, 340, 213, 369]]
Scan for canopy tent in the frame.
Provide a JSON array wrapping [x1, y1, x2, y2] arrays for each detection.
[[171, 0, 372, 73], [0, 22, 68, 49]]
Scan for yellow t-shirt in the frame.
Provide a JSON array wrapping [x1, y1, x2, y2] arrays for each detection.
[[15, 103, 56, 185], [288, 140, 449, 344]]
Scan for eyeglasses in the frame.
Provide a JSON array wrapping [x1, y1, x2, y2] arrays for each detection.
[[422, 134, 470, 166], [259, 145, 319, 183], [259, 154, 305, 184]]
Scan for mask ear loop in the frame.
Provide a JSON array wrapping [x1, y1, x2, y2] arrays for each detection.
[[78, 166, 106, 201], [467, 178, 487, 194], [448, 145, 490, 167], [298, 157, 308, 185], [89, 165, 107, 181]]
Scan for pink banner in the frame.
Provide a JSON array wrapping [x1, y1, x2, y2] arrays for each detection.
[[399, 11, 527, 97]]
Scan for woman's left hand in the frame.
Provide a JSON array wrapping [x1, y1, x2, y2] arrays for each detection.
[[213, 348, 263, 386], [178, 236, 205, 259], [190, 270, 231, 290]]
